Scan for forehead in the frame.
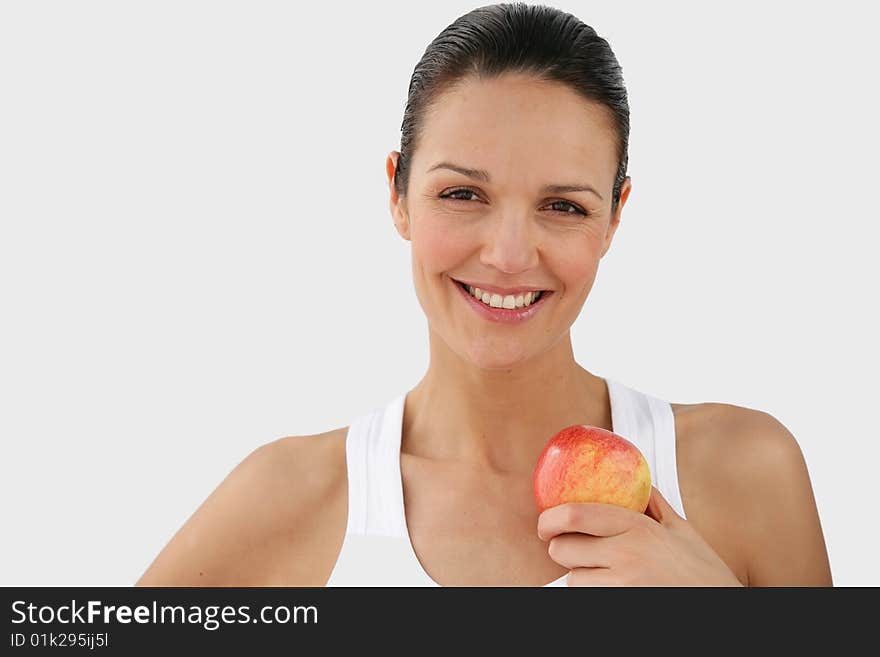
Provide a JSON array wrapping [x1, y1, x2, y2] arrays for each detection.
[[414, 73, 618, 183]]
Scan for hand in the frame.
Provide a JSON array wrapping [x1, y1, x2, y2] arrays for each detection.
[[537, 486, 744, 587]]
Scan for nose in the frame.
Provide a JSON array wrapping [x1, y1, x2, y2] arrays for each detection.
[[479, 213, 540, 275]]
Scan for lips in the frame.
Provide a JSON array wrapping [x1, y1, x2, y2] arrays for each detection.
[[452, 276, 553, 324]]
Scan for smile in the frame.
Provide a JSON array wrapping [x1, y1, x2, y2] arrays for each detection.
[[451, 277, 554, 325]]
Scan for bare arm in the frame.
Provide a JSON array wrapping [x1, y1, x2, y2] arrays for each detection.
[[135, 432, 347, 586], [723, 409, 833, 586]]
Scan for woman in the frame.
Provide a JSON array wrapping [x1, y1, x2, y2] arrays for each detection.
[[137, 3, 832, 587]]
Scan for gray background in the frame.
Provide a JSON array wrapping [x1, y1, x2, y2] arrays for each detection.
[[1, 0, 877, 585]]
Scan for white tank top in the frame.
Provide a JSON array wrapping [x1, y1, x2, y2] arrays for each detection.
[[325, 377, 686, 586]]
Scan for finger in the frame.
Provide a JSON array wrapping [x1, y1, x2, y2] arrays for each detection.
[[566, 567, 621, 587], [645, 486, 679, 525], [547, 533, 616, 569], [644, 486, 664, 523], [538, 502, 648, 541]]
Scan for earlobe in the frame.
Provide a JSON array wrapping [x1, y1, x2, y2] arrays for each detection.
[[394, 210, 411, 241], [600, 215, 619, 258], [390, 197, 411, 242], [600, 177, 631, 258]]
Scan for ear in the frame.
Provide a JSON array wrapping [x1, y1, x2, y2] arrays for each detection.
[[600, 176, 631, 258], [387, 151, 411, 241]]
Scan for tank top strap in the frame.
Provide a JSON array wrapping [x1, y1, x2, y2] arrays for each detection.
[[605, 378, 686, 519], [343, 394, 408, 538]]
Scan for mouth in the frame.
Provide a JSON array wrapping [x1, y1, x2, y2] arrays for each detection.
[[451, 277, 554, 324]]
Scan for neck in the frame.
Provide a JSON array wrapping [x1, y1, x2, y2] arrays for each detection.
[[402, 329, 611, 475]]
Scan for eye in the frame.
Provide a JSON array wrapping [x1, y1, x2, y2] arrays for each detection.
[[439, 187, 481, 202], [438, 187, 590, 218], [546, 200, 589, 217]]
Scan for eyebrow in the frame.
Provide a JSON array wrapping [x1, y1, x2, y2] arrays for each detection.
[[427, 161, 604, 201]]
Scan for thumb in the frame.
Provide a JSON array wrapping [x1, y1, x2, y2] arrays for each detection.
[[644, 486, 679, 525]]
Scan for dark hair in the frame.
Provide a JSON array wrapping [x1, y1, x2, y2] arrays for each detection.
[[394, 2, 630, 215]]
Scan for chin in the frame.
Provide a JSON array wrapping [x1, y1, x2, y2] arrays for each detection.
[[464, 341, 533, 371]]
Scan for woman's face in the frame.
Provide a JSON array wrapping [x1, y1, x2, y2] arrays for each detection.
[[388, 72, 631, 370]]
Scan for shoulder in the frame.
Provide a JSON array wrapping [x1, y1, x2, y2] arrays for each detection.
[[248, 428, 349, 499], [674, 402, 805, 475], [673, 402, 832, 586], [136, 427, 350, 586]]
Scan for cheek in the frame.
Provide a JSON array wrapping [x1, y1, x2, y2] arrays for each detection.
[[546, 236, 602, 291], [411, 217, 472, 271]]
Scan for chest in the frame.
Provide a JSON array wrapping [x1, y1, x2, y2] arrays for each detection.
[[400, 455, 570, 586], [400, 406, 750, 587]]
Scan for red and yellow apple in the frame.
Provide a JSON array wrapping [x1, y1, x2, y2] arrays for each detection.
[[533, 425, 651, 514]]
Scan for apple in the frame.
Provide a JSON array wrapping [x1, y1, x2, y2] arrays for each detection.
[[533, 425, 651, 514]]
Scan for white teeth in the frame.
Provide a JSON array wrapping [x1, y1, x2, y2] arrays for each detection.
[[464, 282, 543, 309]]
